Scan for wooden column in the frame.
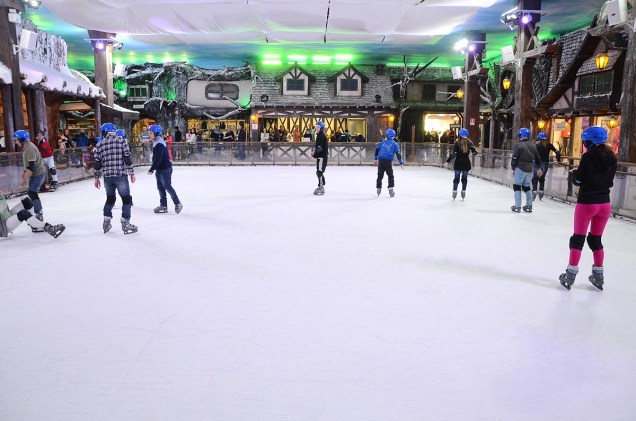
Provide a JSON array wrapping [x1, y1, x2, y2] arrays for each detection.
[[618, 16, 636, 162], [88, 29, 115, 106], [33, 89, 47, 134], [512, 0, 542, 139], [94, 98, 102, 133], [25, 89, 35, 138], [463, 31, 485, 142], [0, 3, 25, 152]]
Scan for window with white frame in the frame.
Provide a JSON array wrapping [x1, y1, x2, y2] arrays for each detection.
[[205, 83, 239, 100]]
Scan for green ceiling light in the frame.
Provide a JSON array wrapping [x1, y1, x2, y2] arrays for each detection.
[[334, 53, 354, 65], [312, 55, 331, 65], [163, 55, 174, 63], [287, 54, 307, 64], [263, 60, 282, 65]]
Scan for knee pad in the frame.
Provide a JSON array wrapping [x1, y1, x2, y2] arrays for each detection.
[[316, 170, 323, 178], [27, 190, 39, 201], [522, 186, 531, 192], [569, 234, 586, 250], [16, 209, 32, 222], [122, 195, 133, 205], [21, 197, 33, 210], [105, 195, 117, 206], [49, 168, 57, 176], [513, 184, 522, 191], [586, 234, 603, 251]]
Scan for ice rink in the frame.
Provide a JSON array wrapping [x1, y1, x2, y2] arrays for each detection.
[[2, 166, 635, 421]]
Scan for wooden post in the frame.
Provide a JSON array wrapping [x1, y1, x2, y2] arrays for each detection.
[[512, 0, 542, 139], [0, 4, 25, 151], [33, 89, 47, 135], [618, 14, 636, 162], [463, 31, 485, 142], [94, 98, 102, 134], [25, 89, 35, 137], [88, 29, 115, 106]]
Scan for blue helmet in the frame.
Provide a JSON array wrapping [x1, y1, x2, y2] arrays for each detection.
[[100, 122, 117, 136], [149, 124, 162, 136], [114, 129, 126, 138], [12, 130, 30, 143], [581, 126, 607, 148], [315, 121, 325, 131], [519, 127, 531, 139], [458, 128, 469, 138], [537, 132, 548, 140], [385, 128, 396, 139], [95, 137, 102, 144]]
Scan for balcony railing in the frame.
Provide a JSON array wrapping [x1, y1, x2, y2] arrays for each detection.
[[2, 142, 635, 220]]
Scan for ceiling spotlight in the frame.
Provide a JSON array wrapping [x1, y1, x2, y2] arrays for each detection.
[[468, 44, 476, 52], [23, 0, 41, 9], [454, 38, 469, 51], [520, 14, 532, 24], [94, 41, 105, 50]]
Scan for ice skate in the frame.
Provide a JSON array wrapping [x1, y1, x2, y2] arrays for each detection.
[[532, 191, 537, 201], [461, 190, 466, 200], [588, 266, 604, 291], [103, 216, 112, 234], [522, 205, 532, 213], [538, 190, 544, 200], [175, 203, 183, 214], [388, 188, 395, 198], [44, 223, 65, 238], [452, 190, 457, 200], [377, 188, 381, 196], [313, 186, 325, 195], [154, 205, 168, 213], [510, 205, 521, 213], [559, 266, 578, 290], [51, 181, 59, 190], [121, 218, 138, 234]]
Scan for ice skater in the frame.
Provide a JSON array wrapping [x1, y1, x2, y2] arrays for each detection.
[[445, 128, 477, 200], [93, 122, 138, 234], [532, 132, 561, 201], [35, 130, 59, 190], [1, 194, 65, 238], [510, 128, 541, 213], [14, 130, 48, 231], [147, 124, 183, 214], [559, 126, 617, 291], [312, 121, 329, 195], [374, 128, 403, 197]]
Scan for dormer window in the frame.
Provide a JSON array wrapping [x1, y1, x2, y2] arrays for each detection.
[[282, 64, 315, 96], [329, 64, 369, 97]]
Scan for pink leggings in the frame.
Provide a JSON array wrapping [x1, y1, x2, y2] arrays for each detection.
[[569, 203, 611, 267]]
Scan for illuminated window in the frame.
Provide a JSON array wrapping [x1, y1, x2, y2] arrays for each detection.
[[127, 85, 148, 101], [205, 83, 239, 100]]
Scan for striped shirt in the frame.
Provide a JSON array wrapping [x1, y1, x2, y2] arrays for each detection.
[[94, 134, 134, 178]]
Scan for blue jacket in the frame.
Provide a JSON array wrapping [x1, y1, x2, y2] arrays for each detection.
[[150, 138, 172, 171], [375, 139, 403, 164]]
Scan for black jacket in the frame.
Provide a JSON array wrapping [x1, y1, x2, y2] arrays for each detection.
[[573, 146, 617, 204], [313, 131, 329, 158], [536, 141, 560, 163], [446, 139, 477, 171]]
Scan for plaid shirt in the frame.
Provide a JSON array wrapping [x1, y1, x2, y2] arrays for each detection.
[[94, 134, 134, 178]]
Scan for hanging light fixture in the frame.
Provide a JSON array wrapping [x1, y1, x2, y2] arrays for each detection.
[[607, 116, 618, 129], [595, 53, 610, 70], [537, 119, 546, 129], [456, 89, 464, 100], [502, 78, 512, 90], [388, 115, 395, 123]]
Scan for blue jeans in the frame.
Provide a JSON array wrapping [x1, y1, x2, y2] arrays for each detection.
[[28, 174, 45, 214], [453, 170, 469, 191], [513, 168, 533, 208], [155, 168, 180, 207], [103, 176, 132, 219], [532, 161, 550, 191], [237, 143, 245, 160]]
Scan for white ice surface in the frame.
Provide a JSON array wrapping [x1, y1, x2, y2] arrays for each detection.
[[1, 166, 636, 421]]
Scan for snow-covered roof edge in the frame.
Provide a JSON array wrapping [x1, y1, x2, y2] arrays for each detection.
[[19, 58, 104, 99], [0, 60, 11, 84]]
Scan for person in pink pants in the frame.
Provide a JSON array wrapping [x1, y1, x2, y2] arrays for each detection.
[[560, 126, 617, 290]]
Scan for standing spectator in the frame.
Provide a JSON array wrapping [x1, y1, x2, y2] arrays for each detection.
[[312, 121, 329, 195], [260, 127, 270, 158], [510, 127, 541, 213], [559, 126, 617, 291], [139, 126, 151, 163], [374, 128, 403, 197], [445, 128, 477, 200], [531, 132, 561, 201], [302, 128, 311, 142], [173, 125, 183, 160], [0, 193, 65, 238], [292, 126, 301, 142], [57, 130, 69, 150], [14, 131, 47, 230], [0, 130, 5, 153], [74, 130, 89, 147], [237, 122, 246, 160], [147, 124, 183, 215], [35, 130, 59, 190], [165, 129, 174, 161], [93, 122, 138, 234]]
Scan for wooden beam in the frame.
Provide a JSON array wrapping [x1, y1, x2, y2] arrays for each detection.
[[0, 0, 24, 11], [520, 44, 560, 59], [0, 7, 24, 141]]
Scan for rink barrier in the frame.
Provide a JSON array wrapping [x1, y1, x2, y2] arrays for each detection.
[[1, 143, 635, 220]]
